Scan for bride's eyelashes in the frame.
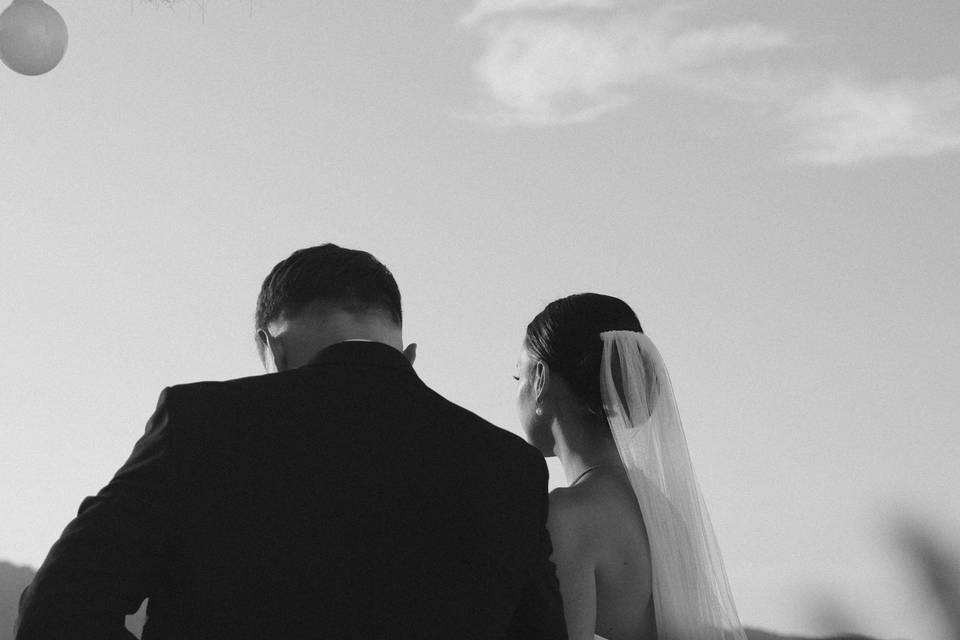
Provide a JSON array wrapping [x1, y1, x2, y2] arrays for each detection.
[[513, 375, 520, 381]]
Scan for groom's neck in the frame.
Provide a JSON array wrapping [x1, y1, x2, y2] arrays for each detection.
[[272, 306, 404, 369]]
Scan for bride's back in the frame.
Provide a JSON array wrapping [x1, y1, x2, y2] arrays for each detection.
[[549, 468, 656, 640]]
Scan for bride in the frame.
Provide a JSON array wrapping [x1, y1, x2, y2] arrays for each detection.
[[515, 293, 747, 640]]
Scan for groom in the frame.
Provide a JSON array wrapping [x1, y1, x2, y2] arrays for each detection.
[[16, 244, 567, 639]]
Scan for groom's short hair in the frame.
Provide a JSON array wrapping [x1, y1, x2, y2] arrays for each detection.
[[255, 244, 402, 333]]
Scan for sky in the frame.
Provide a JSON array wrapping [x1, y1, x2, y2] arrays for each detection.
[[1, 1, 959, 638]]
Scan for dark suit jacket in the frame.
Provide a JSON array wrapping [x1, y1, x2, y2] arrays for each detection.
[[16, 341, 567, 639]]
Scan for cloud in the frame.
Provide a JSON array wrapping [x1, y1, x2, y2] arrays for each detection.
[[464, 3, 790, 125], [786, 77, 960, 165], [459, 0, 960, 165]]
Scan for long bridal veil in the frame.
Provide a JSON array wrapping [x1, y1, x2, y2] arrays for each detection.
[[600, 331, 746, 640]]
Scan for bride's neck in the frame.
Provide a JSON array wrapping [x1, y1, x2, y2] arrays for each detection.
[[550, 411, 622, 487]]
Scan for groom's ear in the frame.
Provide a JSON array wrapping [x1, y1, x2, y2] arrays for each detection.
[[258, 329, 286, 373], [402, 343, 417, 365]]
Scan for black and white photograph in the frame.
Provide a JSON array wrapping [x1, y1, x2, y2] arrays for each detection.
[[2, 2, 958, 639]]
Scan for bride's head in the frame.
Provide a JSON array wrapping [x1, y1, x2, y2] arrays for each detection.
[[516, 293, 643, 456]]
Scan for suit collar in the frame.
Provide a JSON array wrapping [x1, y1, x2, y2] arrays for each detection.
[[304, 340, 415, 374]]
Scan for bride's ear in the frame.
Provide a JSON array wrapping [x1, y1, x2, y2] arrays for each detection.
[[534, 360, 550, 403]]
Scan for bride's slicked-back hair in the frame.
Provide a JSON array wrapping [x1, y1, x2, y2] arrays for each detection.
[[525, 293, 642, 419], [256, 244, 402, 334]]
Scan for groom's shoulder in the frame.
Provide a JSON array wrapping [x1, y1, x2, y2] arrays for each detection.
[[422, 386, 542, 466], [152, 370, 278, 414], [164, 367, 294, 395], [146, 374, 287, 449]]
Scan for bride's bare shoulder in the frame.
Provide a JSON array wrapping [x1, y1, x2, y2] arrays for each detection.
[[547, 486, 591, 528], [546, 486, 603, 562], [549, 476, 648, 543], [547, 482, 619, 540], [552, 473, 637, 513], [549, 482, 610, 523]]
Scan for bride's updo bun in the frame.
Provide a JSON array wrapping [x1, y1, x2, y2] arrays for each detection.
[[525, 293, 642, 421]]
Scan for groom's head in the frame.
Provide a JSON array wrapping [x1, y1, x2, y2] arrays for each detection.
[[255, 244, 413, 372]]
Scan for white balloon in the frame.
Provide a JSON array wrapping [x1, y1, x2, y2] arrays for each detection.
[[0, 0, 68, 76]]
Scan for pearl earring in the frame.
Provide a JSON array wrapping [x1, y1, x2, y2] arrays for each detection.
[[535, 405, 543, 416]]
